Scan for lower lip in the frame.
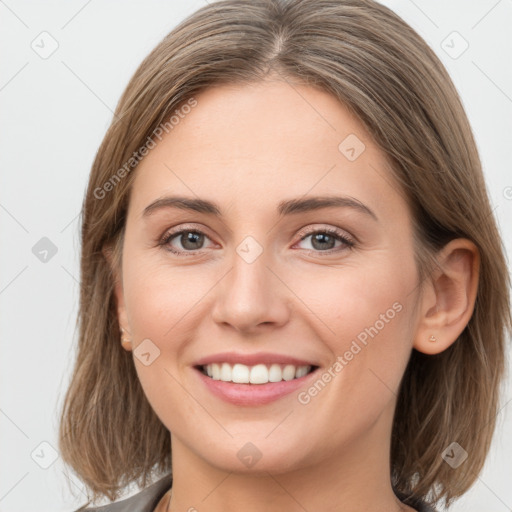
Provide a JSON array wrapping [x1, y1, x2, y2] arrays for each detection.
[[194, 367, 319, 406]]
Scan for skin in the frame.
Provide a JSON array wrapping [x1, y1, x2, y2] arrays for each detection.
[[108, 78, 479, 512]]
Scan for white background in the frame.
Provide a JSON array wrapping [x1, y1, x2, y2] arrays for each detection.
[[0, 1, 511, 511]]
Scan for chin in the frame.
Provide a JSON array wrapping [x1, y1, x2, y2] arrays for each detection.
[[195, 438, 313, 475]]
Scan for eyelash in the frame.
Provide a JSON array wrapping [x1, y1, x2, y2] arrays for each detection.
[[297, 227, 355, 255], [158, 225, 355, 257]]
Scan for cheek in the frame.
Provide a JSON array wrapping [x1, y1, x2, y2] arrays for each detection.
[[301, 277, 414, 428], [293, 254, 413, 335], [290, 253, 416, 384], [120, 258, 204, 425], [123, 257, 211, 341]]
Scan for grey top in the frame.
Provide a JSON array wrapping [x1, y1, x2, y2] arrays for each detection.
[[74, 473, 173, 512], [74, 473, 437, 512]]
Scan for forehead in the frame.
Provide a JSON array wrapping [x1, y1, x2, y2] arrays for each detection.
[[128, 80, 406, 222]]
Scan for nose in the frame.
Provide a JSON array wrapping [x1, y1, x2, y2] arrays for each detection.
[[211, 248, 291, 334]]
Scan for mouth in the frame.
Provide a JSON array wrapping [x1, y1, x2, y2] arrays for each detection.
[[194, 362, 319, 385], [193, 362, 321, 406], [191, 352, 322, 405]]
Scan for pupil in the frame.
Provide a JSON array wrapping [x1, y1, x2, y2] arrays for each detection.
[[312, 233, 334, 250], [182, 232, 203, 250]]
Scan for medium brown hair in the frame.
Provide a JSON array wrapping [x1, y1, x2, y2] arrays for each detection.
[[58, 0, 511, 508]]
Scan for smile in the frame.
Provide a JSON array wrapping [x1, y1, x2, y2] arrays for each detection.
[[199, 362, 316, 384]]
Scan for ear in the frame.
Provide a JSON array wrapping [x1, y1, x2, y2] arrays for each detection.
[[102, 244, 132, 352], [413, 238, 480, 355]]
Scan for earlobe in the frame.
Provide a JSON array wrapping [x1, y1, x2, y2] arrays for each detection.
[[120, 327, 133, 351], [102, 244, 132, 352], [413, 238, 480, 355]]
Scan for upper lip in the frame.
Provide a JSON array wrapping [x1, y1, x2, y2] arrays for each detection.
[[193, 352, 319, 368]]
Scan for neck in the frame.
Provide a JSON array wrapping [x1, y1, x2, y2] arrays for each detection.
[[165, 401, 414, 512]]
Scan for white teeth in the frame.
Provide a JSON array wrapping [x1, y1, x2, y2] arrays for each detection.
[[250, 364, 268, 384], [220, 362, 231, 381], [268, 363, 282, 382], [212, 363, 221, 380], [282, 365, 296, 381], [232, 363, 249, 383], [295, 366, 309, 378], [202, 362, 313, 384]]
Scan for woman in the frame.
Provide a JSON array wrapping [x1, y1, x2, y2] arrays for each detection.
[[58, 1, 511, 511]]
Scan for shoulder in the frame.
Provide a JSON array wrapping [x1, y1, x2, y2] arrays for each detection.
[[73, 473, 173, 512]]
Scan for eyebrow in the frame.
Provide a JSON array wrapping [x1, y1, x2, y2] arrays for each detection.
[[142, 195, 378, 221]]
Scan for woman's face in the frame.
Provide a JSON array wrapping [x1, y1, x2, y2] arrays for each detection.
[[115, 79, 422, 474]]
